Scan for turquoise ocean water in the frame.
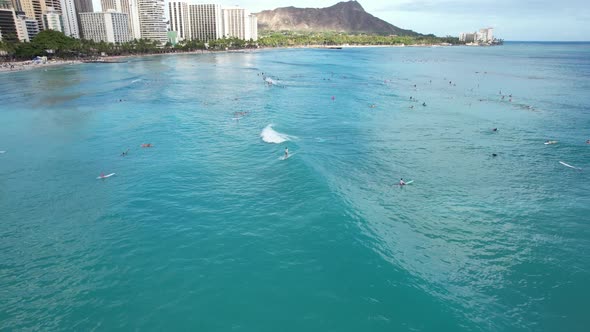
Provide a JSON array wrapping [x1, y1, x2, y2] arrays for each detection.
[[1, 43, 589, 331]]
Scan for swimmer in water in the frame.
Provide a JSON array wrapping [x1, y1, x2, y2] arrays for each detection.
[[492, 153, 497, 157], [492, 128, 498, 132], [121, 149, 129, 156], [141, 143, 152, 148], [422, 102, 427, 107]]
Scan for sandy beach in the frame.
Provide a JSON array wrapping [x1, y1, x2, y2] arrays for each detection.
[[0, 59, 82, 74]]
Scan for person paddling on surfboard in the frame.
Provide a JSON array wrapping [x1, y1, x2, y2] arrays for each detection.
[[399, 178, 406, 186], [100, 172, 105, 179]]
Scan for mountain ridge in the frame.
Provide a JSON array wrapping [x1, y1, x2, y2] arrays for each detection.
[[256, 1, 420, 36]]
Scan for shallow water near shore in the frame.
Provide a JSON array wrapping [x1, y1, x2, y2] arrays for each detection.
[[1, 43, 590, 331]]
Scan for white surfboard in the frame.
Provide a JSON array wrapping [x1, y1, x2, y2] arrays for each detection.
[[97, 173, 116, 179], [559, 161, 581, 170], [279, 152, 296, 160], [544, 141, 558, 145]]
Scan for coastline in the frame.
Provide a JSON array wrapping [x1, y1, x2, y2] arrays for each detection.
[[0, 43, 455, 74], [0, 59, 82, 74]]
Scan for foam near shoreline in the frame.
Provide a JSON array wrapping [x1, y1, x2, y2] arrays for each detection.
[[0, 60, 82, 74]]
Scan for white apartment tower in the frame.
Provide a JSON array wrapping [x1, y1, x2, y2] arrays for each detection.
[[42, 6, 63, 32], [79, 11, 131, 43], [137, 0, 166, 44], [101, 0, 141, 40], [59, 0, 79, 38], [15, 13, 31, 41], [221, 7, 256, 41], [187, 3, 222, 41], [168, 1, 189, 40]]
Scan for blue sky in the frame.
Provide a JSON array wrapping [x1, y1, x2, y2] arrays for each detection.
[[91, 0, 590, 41]]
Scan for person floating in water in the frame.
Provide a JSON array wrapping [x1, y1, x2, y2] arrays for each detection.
[[492, 128, 498, 132], [399, 178, 406, 186], [587, 140, 590, 144], [284, 147, 289, 159], [141, 143, 152, 148], [422, 102, 427, 107], [492, 153, 498, 157], [121, 149, 129, 156]]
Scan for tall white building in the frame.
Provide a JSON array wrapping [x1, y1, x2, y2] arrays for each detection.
[[168, 1, 189, 41], [101, 0, 141, 40], [248, 13, 257, 41], [79, 10, 131, 43], [477, 28, 493, 42], [221, 7, 256, 41], [137, 0, 166, 44], [187, 3, 222, 41], [59, 0, 79, 38], [42, 6, 62, 32], [15, 13, 31, 41]]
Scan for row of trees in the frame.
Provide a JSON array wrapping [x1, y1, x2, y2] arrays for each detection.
[[257, 31, 462, 47], [0, 30, 462, 61], [0, 30, 258, 60]]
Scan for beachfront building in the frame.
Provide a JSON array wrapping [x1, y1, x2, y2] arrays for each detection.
[[73, 0, 91, 12], [477, 28, 493, 43], [168, 1, 189, 41], [187, 3, 222, 41], [23, 14, 38, 39], [459, 32, 476, 43], [42, 6, 62, 32], [101, 0, 141, 40], [221, 6, 256, 41], [0, 6, 20, 42], [79, 10, 131, 43], [73, 0, 92, 35], [460, 27, 495, 44], [44, 0, 59, 12], [59, 0, 79, 38], [137, 0, 166, 44], [9, 0, 22, 11], [14, 12, 30, 41], [19, 0, 44, 32]]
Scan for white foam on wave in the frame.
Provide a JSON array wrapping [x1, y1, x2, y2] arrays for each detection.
[[260, 125, 292, 144]]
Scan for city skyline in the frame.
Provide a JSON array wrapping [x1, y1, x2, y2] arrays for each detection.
[[92, 0, 588, 41]]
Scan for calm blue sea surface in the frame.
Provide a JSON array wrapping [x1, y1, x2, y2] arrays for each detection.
[[1, 43, 589, 331]]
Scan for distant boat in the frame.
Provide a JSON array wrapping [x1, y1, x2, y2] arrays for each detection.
[[328, 47, 343, 50]]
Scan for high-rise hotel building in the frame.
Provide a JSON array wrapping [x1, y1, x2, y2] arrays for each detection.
[[187, 3, 222, 41], [221, 6, 256, 41], [101, 0, 141, 40], [79, 10, 131, 43], [169, 3, 257, 42], [137, 0, 166, 44], [59, 0, 79, 38], [168, 1, 189, 41]]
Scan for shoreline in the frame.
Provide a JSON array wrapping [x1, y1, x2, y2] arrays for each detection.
[[0, 59, 82, 74], [0, 43, 456, 74]]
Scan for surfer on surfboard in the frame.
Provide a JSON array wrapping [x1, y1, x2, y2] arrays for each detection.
[[284, 147, 289, 159], [399, 178, 406, 186]]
